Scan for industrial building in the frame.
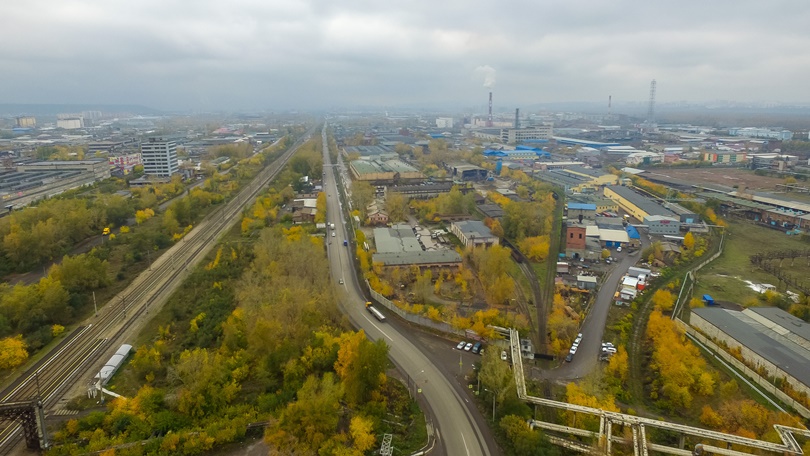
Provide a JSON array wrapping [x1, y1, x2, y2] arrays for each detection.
[[15, 116, 36, 128], [385, 182, 455, 199], [702, 151, 748, 164], [567, 202, 596, 222], [451, 220, 499, 248], [603, 185, 677, 223], [448, 163, 487, 181], [371, 225, 461, 269], [728, 127, 793, 141], [141, 137, 179, 177], [500, 126, 554, 144], [643, 215, 681, 235], [691, 306, 810, 400], [349, 158, 424, 184]]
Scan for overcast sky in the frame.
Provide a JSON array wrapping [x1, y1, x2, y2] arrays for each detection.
[[2, 0, 809, 111]]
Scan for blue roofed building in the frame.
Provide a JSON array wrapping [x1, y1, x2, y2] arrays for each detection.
[[484, 148, 549, 160], [567, 202, 597, 222]]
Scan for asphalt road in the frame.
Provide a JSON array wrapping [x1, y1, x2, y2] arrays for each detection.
[[542, 234, 650, 380], [321, 127, 497, 456]]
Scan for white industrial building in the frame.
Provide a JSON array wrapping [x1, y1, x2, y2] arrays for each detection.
[[141, 137, 179, 177]]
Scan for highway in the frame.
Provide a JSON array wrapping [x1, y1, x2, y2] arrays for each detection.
[[0, 126, 318, 455], [320, 126, 497, 456]]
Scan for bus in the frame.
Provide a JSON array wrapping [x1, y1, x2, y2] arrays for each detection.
[[365, 301, 386, 322]]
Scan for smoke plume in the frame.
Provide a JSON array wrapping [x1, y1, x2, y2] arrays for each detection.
[[474, 65, 497, 88]]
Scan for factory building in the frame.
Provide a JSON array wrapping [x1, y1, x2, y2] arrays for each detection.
[[643, 215, 681, 235], [500, 126, 553, 144], [349, 158, 424, 184], [451, 220, 499, 248], [691, 306, 810, 401], [603, 185, 677, 223]]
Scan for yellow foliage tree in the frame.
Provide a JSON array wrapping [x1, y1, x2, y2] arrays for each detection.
[[134, 208, 155, 224], [0, 335, 29, 369], [349, 415, 376, 452], [683, 232, 695, 250], [651, 289, 675, 312]]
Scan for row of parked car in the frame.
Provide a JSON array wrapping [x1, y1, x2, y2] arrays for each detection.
[[456, 340, 484, 354]]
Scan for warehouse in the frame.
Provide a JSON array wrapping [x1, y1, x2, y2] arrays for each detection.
[[644, 215, 681, 235], [691, 307, 810, 400], [604, 185, 677, 222]]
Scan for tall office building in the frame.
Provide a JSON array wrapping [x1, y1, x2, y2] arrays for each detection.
[[141, 138, 178, 177]]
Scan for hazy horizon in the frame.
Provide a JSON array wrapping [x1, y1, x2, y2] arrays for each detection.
[[3, 0, 810, 111]]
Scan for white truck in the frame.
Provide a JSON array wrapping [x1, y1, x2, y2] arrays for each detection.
[[330, 223, 336, 230]]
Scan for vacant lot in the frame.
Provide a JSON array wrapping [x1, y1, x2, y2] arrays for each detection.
[[696, 219, 810, 304], [656, 167, 784, 191]]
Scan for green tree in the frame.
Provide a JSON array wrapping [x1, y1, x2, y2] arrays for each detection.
[[48, 253, 110, 293], [334, 331, 389, 405], [500, 415, 559, 456], [385, 192, 409, 222], [350, 181, 375, 218]]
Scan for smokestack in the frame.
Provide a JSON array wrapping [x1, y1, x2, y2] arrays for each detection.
[[515, 108, 520, 129], [487, 92, 493, 127]]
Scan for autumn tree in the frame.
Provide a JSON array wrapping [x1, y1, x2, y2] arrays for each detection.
[[651, 289, 675, 312], [0, 335, 28, 369], [315, 192, 327, 224], [683, 232, 695, 250], [479, 348, 515, 407], [334, 330, 389, 405]]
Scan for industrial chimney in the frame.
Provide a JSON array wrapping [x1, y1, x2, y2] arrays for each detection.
[[515, 108, 520, 129], [487, 92, 493, 127]]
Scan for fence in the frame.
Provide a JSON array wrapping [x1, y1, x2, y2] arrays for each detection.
[[674, 319, 810, 420], [367, 281, 465, 338]]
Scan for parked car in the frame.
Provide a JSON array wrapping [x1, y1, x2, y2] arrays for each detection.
[[565, 353, 574, 362], [501, 350, 508, 361], [464, 342, 473, 351], [472, 342, 483, 354], [456, 341, 466, 350]]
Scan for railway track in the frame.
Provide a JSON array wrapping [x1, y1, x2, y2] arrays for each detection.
[[0, 125, 319, 454]]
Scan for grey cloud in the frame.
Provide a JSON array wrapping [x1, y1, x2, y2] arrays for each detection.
[[1, 0, 809, 110]]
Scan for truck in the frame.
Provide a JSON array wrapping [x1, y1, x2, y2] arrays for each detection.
[[330, 223, 336, 230], [365, 302, 386, 321]]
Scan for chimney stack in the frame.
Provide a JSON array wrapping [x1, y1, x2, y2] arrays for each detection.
[[515, 108, 520, 129], [487, 92, 493, 127]]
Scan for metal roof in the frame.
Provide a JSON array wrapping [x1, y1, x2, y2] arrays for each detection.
[[372, 250, 462, 266], [453, 220, 495, 239], [747, 307, 810, 345], [605, 185, 676, 217], [373, 227, 422, 253], [692, 307, 810, 390], [567, 202, 597, 211]]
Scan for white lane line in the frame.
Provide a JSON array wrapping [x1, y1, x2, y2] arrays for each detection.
[[362, 314, 394, 341], [461, 432, 470, 456]]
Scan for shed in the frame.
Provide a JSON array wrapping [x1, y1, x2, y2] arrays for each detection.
[[577, 275, 598, 290]]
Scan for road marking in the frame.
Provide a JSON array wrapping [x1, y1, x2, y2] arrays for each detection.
[[461, 432, 470, 456], [363, 315, 394, 341]]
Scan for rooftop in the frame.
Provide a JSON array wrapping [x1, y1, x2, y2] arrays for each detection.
[[453, 220, 496, 239], [692, 307, 810, 390], [374, 226, 422, 253], [605, 185, 677, 218], [372, 250, 462, 266]]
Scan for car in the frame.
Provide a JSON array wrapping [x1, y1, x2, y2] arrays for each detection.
[[331, 232, 336, 237], [565, 353, 574, 362], [501, 350, 508, 361], [338, 279, 344, 284], [464, 342, 473, 351], [602, 347, 617, 354], [456, 341, 466, 350], [617, 246, 622, 252], [472, 342, 483, 354]]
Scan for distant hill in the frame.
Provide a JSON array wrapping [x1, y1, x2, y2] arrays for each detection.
[[0, 103, 162, 117]]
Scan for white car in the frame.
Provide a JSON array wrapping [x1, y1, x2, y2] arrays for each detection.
[[331, 232, 336, 237], [338, 279, 344, 284], [456, 341, 466, 350], [464, 342, 473, 351], [501, 350, 508, 361], [617, 246, 622, 252]]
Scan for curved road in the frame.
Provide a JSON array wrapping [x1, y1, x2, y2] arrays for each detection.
[[321, 126, 496, 456]]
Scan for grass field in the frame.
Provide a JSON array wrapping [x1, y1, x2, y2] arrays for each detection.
[[696, 219, 810, 304]]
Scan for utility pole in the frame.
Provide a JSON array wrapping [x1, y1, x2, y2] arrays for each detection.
[[92, 291, 98, 316]]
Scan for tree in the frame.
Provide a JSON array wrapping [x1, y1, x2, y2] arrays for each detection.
[[0, 335, 28, 369], [384, 192, 409, 223], [334, 331, 389, 405], [349, 415, 376, 452], [315, 192, 327, 224], [48, 253, 110, 293], [683, 232, 695, 250], [350, 181, 375, 218], [479, 349, 515, 406], [500, 415, 559, 456], [651, 289, 675, 312]]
